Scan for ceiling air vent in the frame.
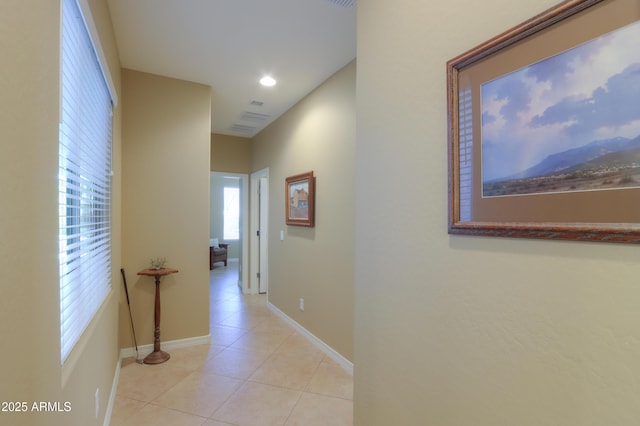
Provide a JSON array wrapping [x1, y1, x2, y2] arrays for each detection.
[[230, 124, 257, 134], [324, 0, 355, 8], [241, 111, 271, 122]]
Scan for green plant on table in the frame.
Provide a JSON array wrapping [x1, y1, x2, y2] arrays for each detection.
[[150, 257, 167, 269]]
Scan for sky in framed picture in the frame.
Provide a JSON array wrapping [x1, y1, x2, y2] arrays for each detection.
[[481, 19, 640, 198]]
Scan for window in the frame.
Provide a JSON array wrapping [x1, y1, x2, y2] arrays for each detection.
[[223, 187, 240, 240], [59, 0, 113, 363]]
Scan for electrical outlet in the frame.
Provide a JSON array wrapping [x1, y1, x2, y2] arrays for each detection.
[[95, 388, 99, 419], [299, 298, 304, 311]]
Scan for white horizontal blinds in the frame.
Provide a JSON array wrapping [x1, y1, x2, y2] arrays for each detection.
[[59, 0, 113, 363]]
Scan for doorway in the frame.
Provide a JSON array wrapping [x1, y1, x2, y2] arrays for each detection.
[[210, 172, 248, 292], [250, 168, 269, 294]]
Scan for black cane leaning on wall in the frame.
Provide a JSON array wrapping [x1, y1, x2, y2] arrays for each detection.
[[121, 268, 144, 364]]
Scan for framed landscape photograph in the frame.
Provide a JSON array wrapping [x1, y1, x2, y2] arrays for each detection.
[[447, 0, 640, 243], [285, 171, 315, 227]]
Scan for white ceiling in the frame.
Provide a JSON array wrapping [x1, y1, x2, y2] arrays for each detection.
[[107, 0, 357, 138]]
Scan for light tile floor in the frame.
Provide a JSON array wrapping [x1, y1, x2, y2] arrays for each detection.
[[110, 261, 353, 425]]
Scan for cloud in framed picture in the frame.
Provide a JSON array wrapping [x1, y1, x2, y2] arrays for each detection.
[[447, 0, 640, 243], [481, 19, 640, 199]]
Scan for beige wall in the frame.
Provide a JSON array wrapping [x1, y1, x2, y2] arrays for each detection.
[[252, 60, 356, 361], [211, 133, 252, 174], [120, 69, 211, 348], [0, 0, 122, 424], [355, 1, 640, 425]]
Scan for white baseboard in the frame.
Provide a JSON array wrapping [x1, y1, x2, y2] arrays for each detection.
[[103, 359, 120, 426], [267, 302, 353, 375], [118, 334, 211, 359]]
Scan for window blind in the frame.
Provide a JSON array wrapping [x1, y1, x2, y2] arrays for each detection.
[[59, 0, 113, 363]]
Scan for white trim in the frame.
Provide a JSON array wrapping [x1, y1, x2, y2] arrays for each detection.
[[267, 302, 353, 374], [258, 176, 269, 294], [76, 0, 118, 106], [102, 359, 120, 426], [250, 168, 269, 295], [118, 334, 211, 359]]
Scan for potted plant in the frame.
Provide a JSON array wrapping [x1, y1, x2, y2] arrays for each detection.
[[150, 257, 167, 270]]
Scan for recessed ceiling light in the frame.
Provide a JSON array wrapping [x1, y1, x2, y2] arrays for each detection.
[[259, 76, 276, 87]]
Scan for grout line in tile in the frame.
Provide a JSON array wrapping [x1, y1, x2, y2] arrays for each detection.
[[282, 388, 305, 426]]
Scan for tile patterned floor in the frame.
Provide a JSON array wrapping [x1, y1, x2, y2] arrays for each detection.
[[110, 261, 353, 425]]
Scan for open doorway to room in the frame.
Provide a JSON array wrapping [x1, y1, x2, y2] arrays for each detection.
[[210, 172, 249, 292]]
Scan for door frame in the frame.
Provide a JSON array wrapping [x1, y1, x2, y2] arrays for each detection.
[[211, 171, 249, 293], [250, 168, 269, 295]]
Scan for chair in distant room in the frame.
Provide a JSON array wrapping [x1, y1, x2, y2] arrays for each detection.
[[209, 238, 228, 270]]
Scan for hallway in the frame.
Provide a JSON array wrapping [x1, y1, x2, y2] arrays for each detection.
[[110, 261, 353, 425]]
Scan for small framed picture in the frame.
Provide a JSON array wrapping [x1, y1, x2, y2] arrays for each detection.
[[285, 171, 315, 227]]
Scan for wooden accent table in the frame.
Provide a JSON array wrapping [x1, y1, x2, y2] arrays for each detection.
[[137, 267, 178, 364]]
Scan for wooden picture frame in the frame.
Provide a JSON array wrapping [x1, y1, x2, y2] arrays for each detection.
[[285, 171, 315, 227], [447, 0, 640, 243]]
